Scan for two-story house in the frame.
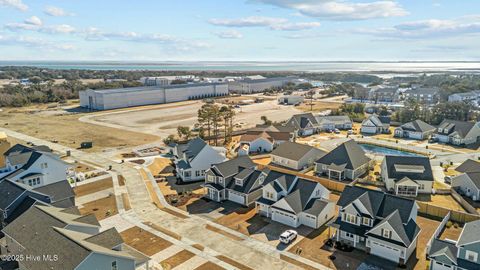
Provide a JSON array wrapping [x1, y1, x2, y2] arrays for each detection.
[[361, 115, 391, 134], [256, 177, 334, 229], [394, 120, 436, 140], [402, 87, 440, 105], [428, 219, 480, 270], [204, 156, 267, 206], [270, 142, 326, 171], [330, 186, 420, 264], [1, 205, 149, 270], [285, 113, 318, 137], [381, 155, 434, 197], [172, 137, 227, 182], [433, 120, 480, 147], [0, 144, 72, 188], [315, 140, 371, 181]]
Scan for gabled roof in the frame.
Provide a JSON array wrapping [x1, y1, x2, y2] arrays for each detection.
[[383, 155, 434, 182], [85, 228, 124, 249], [33, 180, 75, 205], [457, 219, 480, 246], [398, 120, 435, 133], [366, 210, 420, 247], [362, 115, 390, 127], [271, 142, 325, 161], [405, 87, 440, 95], [455, 159, 480, 173], [315, 115, 352, 125], [288, 113, 318, 129], [176, 137, 207, 161], [429, 239, 458, 265], [337, 186, 416, 224], [459, 172, 480, 190], [250, 124, 295, 133], [0, 179, 28, 210], [436, 119, 477, 138], [240, 130, 291, 143], [210, 156, 256, 178], [316, 140, 370, 170]]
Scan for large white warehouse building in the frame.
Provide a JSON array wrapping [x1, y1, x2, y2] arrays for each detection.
[[79, 83, 228, 110], [228, 77, 297, 94]]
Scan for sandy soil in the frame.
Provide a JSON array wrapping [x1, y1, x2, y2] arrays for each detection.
[[0, 107, 159, 152]]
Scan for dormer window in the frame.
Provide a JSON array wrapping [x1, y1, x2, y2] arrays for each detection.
[[344, 213, 357, 224], [466, 250, 478, 262], [362, 217, 370, 226], [258, 175, 264, 184], [235, 178, 243, 186], [382, 229, 391, 238]]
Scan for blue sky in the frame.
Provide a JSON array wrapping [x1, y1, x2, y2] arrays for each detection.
[[0, 0, 479, 61]]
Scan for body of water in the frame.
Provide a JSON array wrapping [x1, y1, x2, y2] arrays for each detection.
[[0, 61, 479, 74], [359, 143, 421, 157]]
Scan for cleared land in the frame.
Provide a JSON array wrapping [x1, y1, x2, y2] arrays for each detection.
[[195, 262, 225, 270], [160, 250, 196, 269], [0, 107, 159, 152], [120, 226, 173, 256], [73, 177, 113, 197], [79, 195, 118, 220], [298, 100, 342, 112]]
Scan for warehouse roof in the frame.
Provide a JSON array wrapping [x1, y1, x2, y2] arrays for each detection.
[[86, 82, 227, 94]]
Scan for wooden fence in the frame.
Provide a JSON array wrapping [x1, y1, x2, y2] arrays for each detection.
[[450, 188, 479, 214], [417, 201, 480, 223]]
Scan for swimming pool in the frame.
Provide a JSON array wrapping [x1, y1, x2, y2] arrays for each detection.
[[359, 144, 421, 157]]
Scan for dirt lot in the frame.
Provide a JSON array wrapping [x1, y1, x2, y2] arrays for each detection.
[[78, 195, 118, 220], [439, 224, 463, 241], [416, 194, 466, 212], [0, 108, 159, 152], [195, 262, 225, 270], [73, 177, 113, 197], [120, 226, 173, 256], [298, 100, 342, 112], [147, 157, 172, 176], [160, 250, 196, 269]]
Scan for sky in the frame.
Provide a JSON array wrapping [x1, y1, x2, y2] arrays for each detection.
[[0, 0, 479, 61]]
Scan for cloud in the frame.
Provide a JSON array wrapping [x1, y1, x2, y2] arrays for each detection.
[[214, 30, 243, 39], [44, 6, 74, 17], [24, 16, 42, 26], [0, 0, 28, 11], [355, 17, 480, 39], [251, 0, 408, 20], [0, 34, 75, 51], [282, 32, 327, 39], [208, 16, 320, 31]]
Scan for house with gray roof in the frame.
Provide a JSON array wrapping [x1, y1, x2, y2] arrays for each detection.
[[381, 155, 434, 197], [315, 140, 371, 181], [285, 113, 318, 136], [394, 120, 436, 140], [452, 160, 480, 201], [256, 177, 334, 228], [330, 186, 420, 264], [172, 137, 227, 182], [0, 144, 72, 188], [270, 141, 326, 171], [204, 156, 267, 206], [448, 90, 480, 103], [403, 87, 440, 105], [433, 119, 480, 147], [361, 114, 391, 134], [1, 205, 149, 270], [428, 219, 480, 270], [315, 115, 353, 131]]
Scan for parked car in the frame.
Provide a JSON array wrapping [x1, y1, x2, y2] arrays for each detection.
[[279, 230, 298, 244], [334, 128, 340, 134], [347, 130, 354, 135]]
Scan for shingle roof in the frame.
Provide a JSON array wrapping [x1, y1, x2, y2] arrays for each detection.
[[315, 115, 352, 125], [33, 180, 75, 205], [455, 159, 480, 173], [175, 137, 207, 161], [457, 219, 480, 246], [271, 142, 325, 161], [288, 113, 318, 129], [211, 156, 256, 177], [338, 186, 416, 224], [85, 228, 124, 249], [428, 239, 458, 265], [0, 179, 27, 210], [436, 119, 477, 139], [366, 210, 420, 247], [316, 140, 370, 170], [240, 131, 291, 143], [398, 120, 435, 133], [384, 155, 434, 182]]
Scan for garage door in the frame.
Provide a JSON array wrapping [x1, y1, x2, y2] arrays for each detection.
[[228, 191, 245, 205], [272, 210, 297, 227], [370, 241, 401, 263], [301, 214, 317, 228]]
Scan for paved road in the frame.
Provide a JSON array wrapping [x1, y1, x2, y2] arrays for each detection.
[[1, 127, 329, 270]]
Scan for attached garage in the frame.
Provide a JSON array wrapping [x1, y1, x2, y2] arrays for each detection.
[[301, 214, 317, 228], [228, 190, 245, 205], [370, 241, 401, 263], [272, 209, 298, 227]]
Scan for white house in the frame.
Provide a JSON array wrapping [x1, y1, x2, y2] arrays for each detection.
[[381, 155, 434, 197], [315, 115, 353, 131], [0, 144, 71, 188], [433, 119, 480, 147], [238, 130, 291, 154], [256, 177, 335, 229], [172, 138, 227, 182], [330, 186, 420, 265], [270, 142, 326, 171], [394, 120, 436, 140], [361, 115, 391, 134]]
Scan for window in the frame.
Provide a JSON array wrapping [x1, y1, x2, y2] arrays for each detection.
[[111, 261, 117, 270], [466, 250, 478, 262], [235, 178, 243, 186], [266, 191, 274, 199], [345, 214, 357, 224], [382, 229, 391, 238], [195, 170, 201, 177], [362, 217, 370, 226], [207, 175, 215, 182]]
